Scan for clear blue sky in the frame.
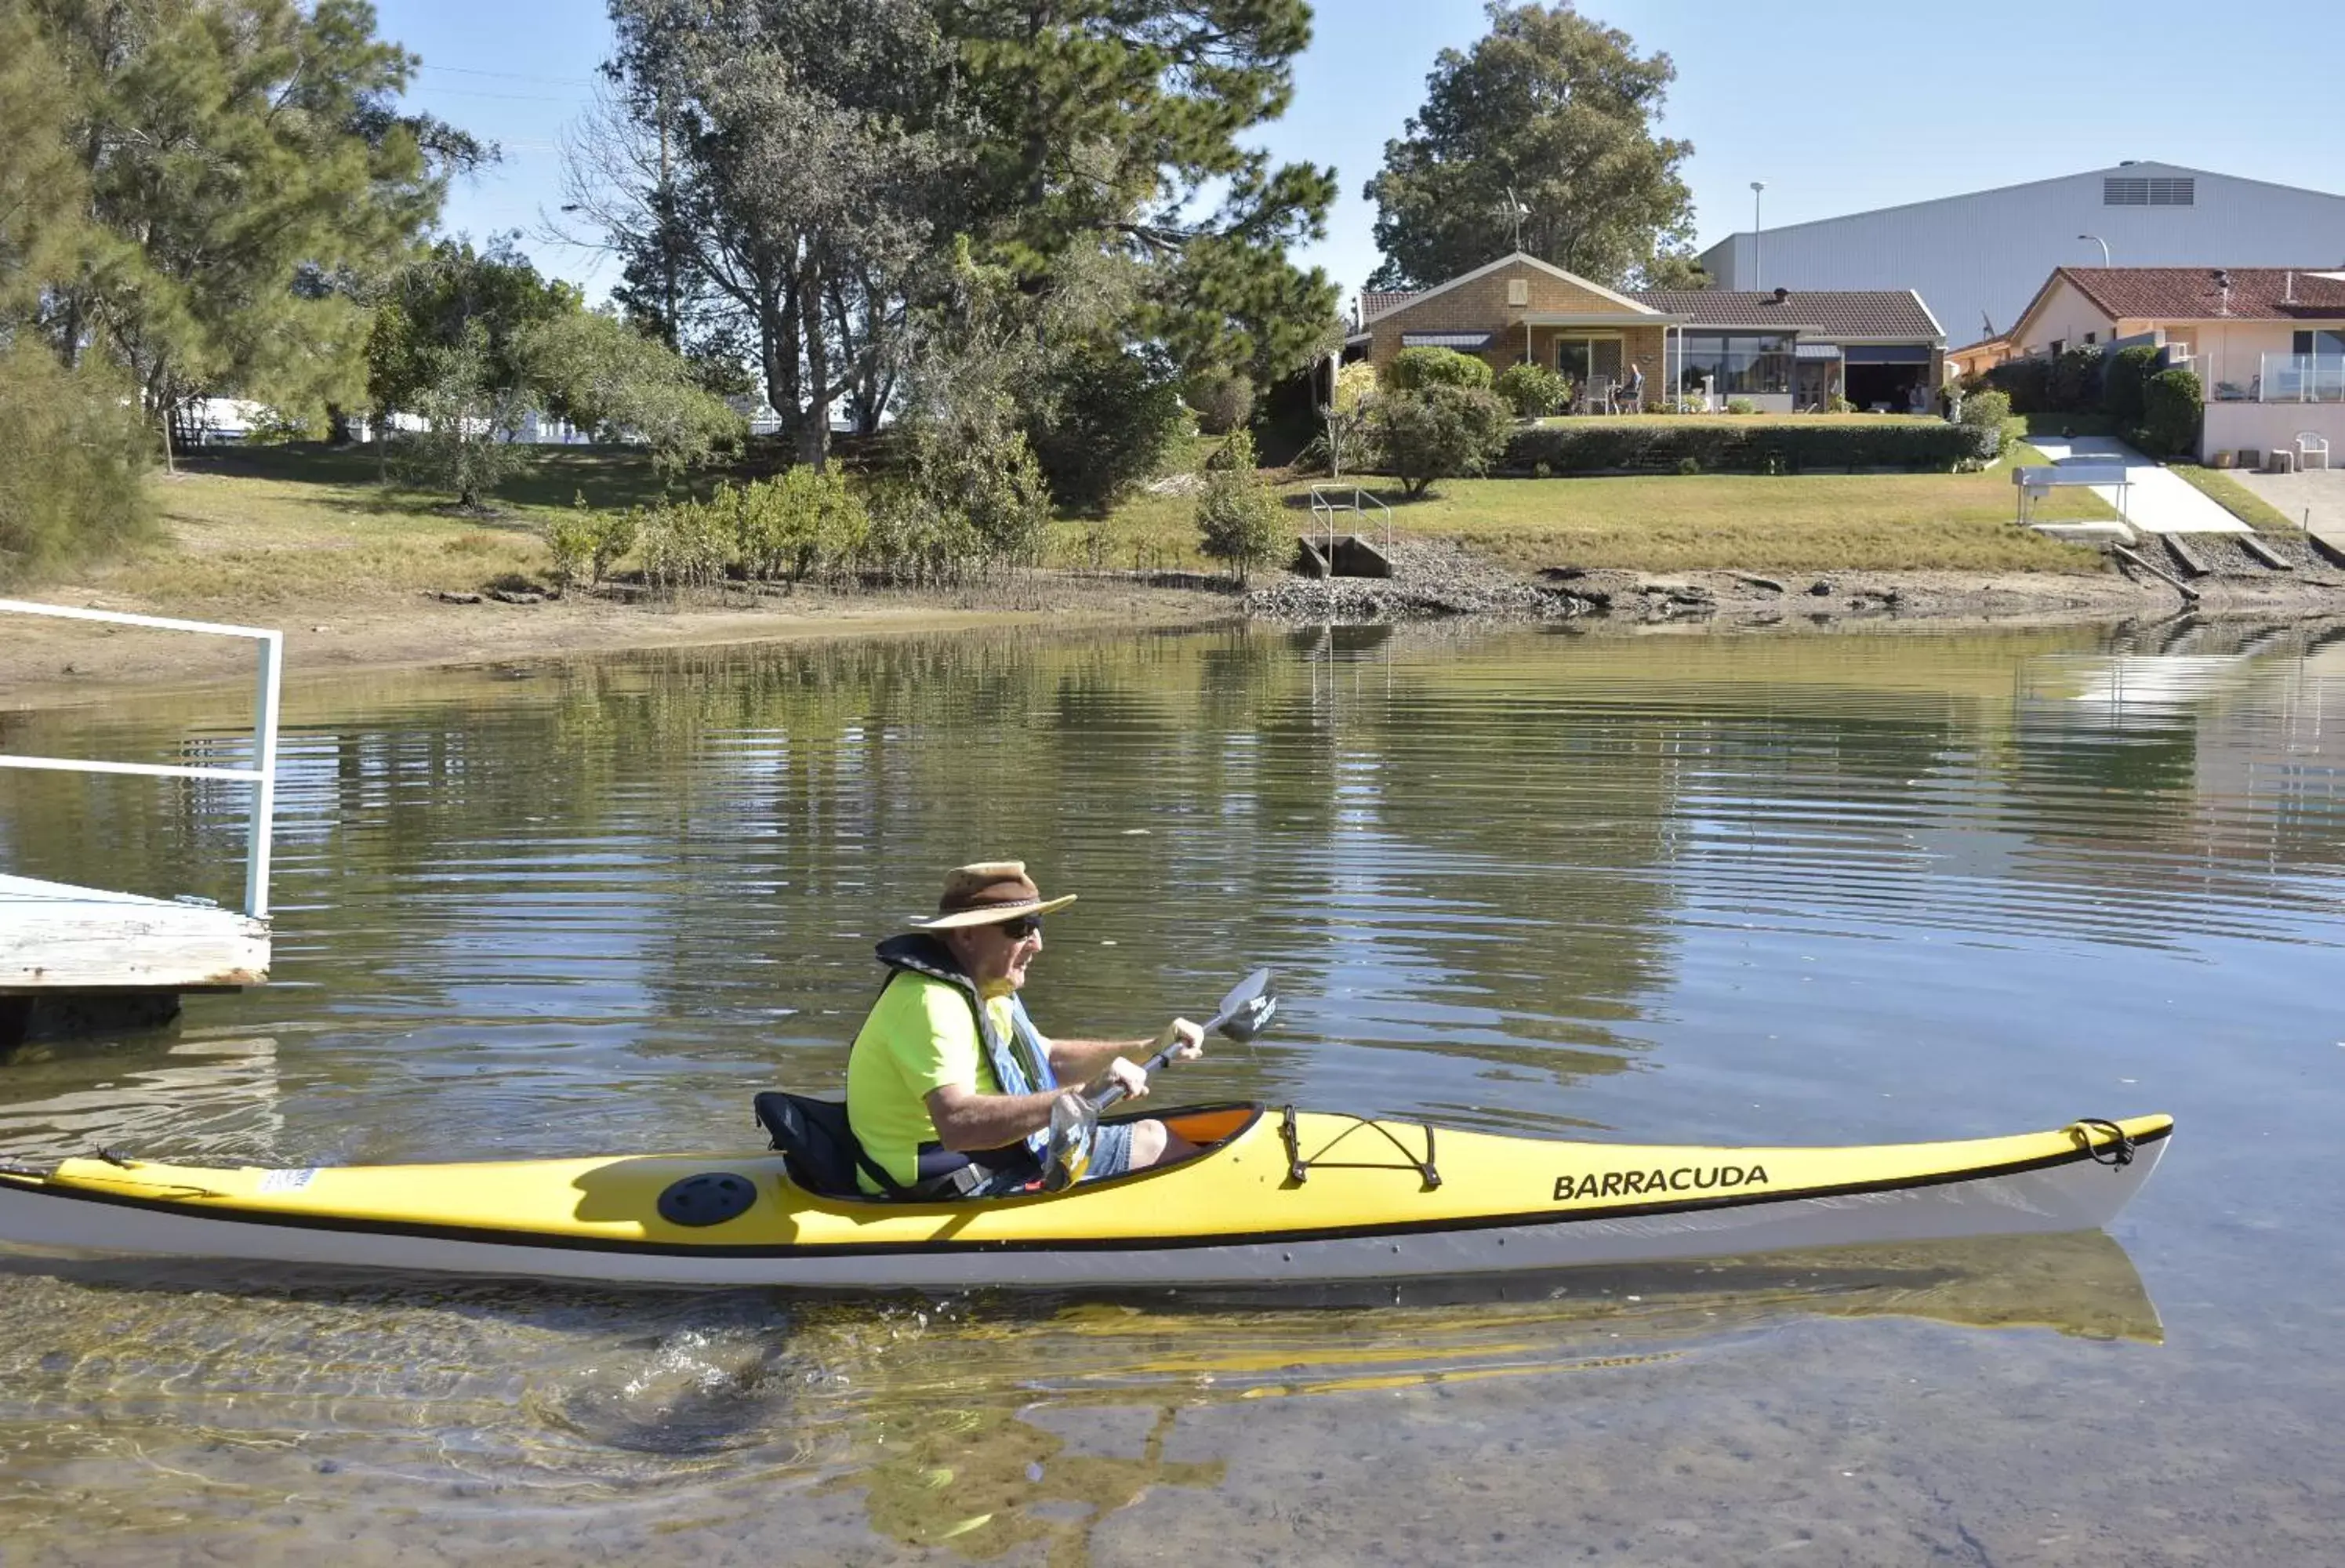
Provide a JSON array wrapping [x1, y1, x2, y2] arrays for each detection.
[[376, 0, 2338, 304]]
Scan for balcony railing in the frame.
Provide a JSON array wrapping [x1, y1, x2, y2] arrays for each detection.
[[2237, 354, 2345, 404]]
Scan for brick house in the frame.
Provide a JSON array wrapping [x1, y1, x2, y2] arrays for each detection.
[[1351, 252, 1947, 413]]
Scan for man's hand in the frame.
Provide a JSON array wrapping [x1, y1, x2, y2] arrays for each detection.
[[1154, 1017, 1205, 1062], [1098, 1057, 1150, 1100]]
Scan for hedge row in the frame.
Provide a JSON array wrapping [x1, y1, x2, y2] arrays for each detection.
[[1500, 421, 1994, 476]]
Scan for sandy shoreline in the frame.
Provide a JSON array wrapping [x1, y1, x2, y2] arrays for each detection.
[[0, 575, 1240, 710], [7, 554, 2345, 708]]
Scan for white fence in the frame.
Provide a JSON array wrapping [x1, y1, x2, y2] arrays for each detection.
[[0, 601, 281, 918]]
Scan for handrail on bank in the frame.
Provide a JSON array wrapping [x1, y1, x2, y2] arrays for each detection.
[[0, 599, 281, 919], [1309, 484, 1395, 561]]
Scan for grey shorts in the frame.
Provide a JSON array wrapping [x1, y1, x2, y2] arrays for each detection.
[[1084, 1121, 1135, 1181]]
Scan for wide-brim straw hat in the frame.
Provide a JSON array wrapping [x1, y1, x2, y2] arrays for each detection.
[[908, 861, 1078, 931]]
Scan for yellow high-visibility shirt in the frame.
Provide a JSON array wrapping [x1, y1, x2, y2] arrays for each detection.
[[845, 972, 1043, 1192]]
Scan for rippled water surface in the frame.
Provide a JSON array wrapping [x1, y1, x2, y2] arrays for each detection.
[[3, 619, 2344, 1565]]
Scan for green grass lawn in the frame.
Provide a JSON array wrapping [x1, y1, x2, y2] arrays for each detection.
[[2169, 465, 2299, 532], [93, 437, 2114, 610], [119, 442, 641, 604], [1105, 443, 2111, 575]]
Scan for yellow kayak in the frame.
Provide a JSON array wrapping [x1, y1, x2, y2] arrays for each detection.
[[0, 1104, 2169, 1290]]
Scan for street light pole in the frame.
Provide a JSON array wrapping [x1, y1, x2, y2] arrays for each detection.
[[1750, 181, 1766, 292], [2078, 234, 2111, 267]]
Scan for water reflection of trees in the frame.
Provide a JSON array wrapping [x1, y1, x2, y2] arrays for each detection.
[[8, 619, 2340, 1133]]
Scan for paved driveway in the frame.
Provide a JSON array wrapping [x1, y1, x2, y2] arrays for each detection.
[[2026, 436, 2248, 535], [2233, 467, 2345, 554]]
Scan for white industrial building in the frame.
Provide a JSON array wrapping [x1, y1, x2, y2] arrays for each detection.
[[1699, 162, 2345, 350]]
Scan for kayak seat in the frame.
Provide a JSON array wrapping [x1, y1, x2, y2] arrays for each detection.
[[753, 1091, 899, 1200]]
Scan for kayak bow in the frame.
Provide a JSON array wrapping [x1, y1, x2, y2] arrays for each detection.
[[0, 1107, 2169, 1290]]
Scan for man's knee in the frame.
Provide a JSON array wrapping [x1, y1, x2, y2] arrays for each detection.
[[1127, 1119, 1197, 1171]]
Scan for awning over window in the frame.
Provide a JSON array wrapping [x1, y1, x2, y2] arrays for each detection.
[[1842, 343, 1934, 365], [1400, 331, 1495, 350], [1794, 343, 1844, 361]]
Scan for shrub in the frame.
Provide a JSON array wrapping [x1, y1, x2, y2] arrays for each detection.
[[2103, 345, 2161, 425], [1726, 397, 1756, 416], [2137, 368, 2204, 457], [1029, 344, 1189, 515], [1501, 421, 1982, 476], [1194, 430, 1282, 585], [1987, 346, 2104, 414], [860, 478, 980, 585], [0, 345, 154, 583], [1371, 384, 1514, 495], [1184, 367, 1256, 436], [1494, 361, 1566, 418], [899, 412, 1052, 572], [635, 496, 728, 592], [1956, 389, 2013, 459], [1387, 346, 1494, 393], [715, 468, 870, 581], [543, 492, 639, 588]]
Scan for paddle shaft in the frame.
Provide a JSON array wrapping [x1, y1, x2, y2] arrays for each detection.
[[1084, 975, 1267, 1112], [1087, 1040, 1186, 1113]]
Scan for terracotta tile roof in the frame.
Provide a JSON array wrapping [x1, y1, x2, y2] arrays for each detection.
[[1629, 290, 1942, 340], [2054, 266, 2345, 321], [1359, 289, 1420, 323]]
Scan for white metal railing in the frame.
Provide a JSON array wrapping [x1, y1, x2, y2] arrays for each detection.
[[2256, 354, 2345, 404], [1309, 485, 1395, 566], [0, 601, 281, 918]]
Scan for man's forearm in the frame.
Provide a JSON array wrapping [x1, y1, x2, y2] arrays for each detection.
[[929, 1087, 1064, 1152], [1047, 1036, 1151, 1083]]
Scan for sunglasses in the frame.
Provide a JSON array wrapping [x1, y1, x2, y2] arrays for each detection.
[[992, 914, 1044, 940]]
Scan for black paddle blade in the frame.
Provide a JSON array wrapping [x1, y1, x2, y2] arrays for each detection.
[[1219, 992, 1277, 1043], [1207, 968, 1277, 1044]]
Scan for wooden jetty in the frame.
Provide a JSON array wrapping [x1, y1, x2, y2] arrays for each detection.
[[0, 600, 279, 1049], [0, 875, 270, 989]]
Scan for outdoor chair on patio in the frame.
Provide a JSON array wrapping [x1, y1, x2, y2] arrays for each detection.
[[2300, 432, 2332, 471], [1580, 375, 1614, 416]]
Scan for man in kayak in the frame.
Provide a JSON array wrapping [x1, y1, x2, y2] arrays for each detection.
[[846, 862, 1205, 1198]]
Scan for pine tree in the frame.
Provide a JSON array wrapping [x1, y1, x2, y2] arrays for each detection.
[[34, 0, 482, 466]]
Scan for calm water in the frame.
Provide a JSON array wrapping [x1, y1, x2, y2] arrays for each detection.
[[2, 619, 2343, 1565]]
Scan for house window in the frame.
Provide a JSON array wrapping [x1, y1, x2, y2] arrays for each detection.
[[2084, 332, 2097, 346], [2050, 339, 2066, 356], [2294, 330, 2345, 357], [1676, 333, 1792, 396], [1555, 336, 1623, 385]]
